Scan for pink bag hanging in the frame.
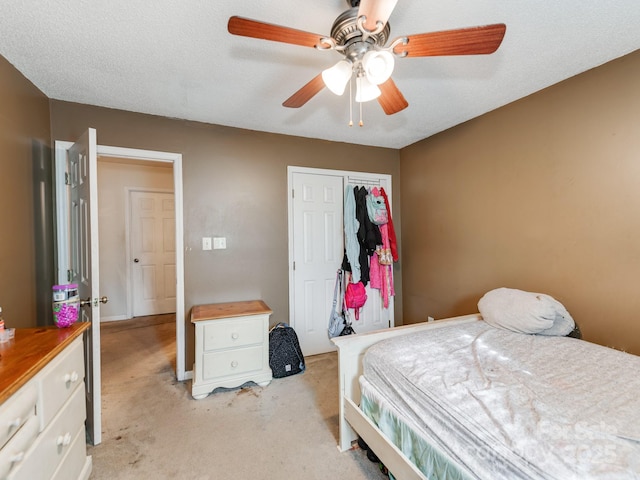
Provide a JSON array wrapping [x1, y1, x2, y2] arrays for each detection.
[[345, 281, 367, 320]]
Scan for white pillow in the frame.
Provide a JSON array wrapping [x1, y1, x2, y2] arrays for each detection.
[[478, 287, 575, 336]]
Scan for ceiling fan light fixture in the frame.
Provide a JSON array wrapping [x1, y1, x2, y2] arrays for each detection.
[[355, 75, 381, 103], [362, 50, 395, 85], [322, 60, 353, 95]]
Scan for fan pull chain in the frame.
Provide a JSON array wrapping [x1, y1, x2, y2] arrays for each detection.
[[348, 77, 353, 127], [359, 101, 364, 127]]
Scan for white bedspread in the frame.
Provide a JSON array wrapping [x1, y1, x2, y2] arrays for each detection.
[[361, 320, 640, 480]]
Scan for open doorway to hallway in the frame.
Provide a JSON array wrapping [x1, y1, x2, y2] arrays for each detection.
[[97, 157, 176, 322], [97, 157, 177, 383]]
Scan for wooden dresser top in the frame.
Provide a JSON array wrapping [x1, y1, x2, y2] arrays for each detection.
[[0, 322, 90, 404], [191, 300, 272, 323]]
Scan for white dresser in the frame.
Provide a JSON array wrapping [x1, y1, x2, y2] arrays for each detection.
[[0, 324, 91, 480], [191, 300, 273, 399]]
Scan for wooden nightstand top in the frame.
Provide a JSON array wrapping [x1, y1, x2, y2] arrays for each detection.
[[191, 300, 272, 323]]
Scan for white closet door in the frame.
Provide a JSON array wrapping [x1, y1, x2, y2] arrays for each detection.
[[292, 172, 344, 356]]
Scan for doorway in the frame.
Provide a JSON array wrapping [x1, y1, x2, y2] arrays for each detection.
[[97, 158, 176, 321], [55, 143, 187, 381]]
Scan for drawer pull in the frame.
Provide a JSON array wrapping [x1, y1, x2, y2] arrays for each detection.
[[56, 432, 72, 447], [64, 371, 80, 384], [231, 360, 239, 368], [231, 332, 239, 340], [8, 417, 22, 429], [10, 452, 25, 464]]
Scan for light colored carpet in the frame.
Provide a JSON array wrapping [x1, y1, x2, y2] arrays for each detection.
[[88, 316, 386, 479]]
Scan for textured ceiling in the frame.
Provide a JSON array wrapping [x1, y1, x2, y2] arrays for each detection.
[[1, 1, 639, 149]]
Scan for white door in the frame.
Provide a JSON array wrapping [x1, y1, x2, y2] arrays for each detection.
[[130, 190, 176, 316], [68, 128, 102, 445], [292, 172, 344, 356], [290, 168, 394, 356]]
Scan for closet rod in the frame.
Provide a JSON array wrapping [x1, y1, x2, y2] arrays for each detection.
[[348, 177, 381, 187]]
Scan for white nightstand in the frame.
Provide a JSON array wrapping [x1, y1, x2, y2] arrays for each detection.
[[191, 300, 273, 399]]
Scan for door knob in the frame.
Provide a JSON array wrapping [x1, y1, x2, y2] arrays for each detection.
[[134, 258, 140, 263], [80, 296, 109, 307]]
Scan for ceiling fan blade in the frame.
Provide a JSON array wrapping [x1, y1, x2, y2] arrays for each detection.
[[283, 74, 326, 108], [377, 78, 408, 115], [358, 0, 399, 32], [228, 16, 324, 48], [394, 23, 506, 57]]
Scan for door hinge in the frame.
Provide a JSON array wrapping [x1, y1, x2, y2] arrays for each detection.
[[291, 188, 294, 198], [293, 261, 295, 271], [67, 269, 72, 282], [64, 172, 70, 185]]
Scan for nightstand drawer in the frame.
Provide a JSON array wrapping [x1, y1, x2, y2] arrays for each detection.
[[203, 316, 265, 351], [202, 345, 264, 379]]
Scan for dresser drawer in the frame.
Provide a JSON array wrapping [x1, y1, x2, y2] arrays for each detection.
[[37, 338, 85, 430], [202, 345, 265, 380], [8, 385, 86, 480], [0, 384, 37, 450], [51, 428, 89, 480], [202, 315, 265, 351], [0, 416, 39, 479]]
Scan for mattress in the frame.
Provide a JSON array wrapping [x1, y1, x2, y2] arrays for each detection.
[[360, 320, 640, 480]]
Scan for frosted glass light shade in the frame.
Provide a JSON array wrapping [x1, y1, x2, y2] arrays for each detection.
[[322, 60, 353, 96], [355, 75, 381, 103], [362, 50, 394, 85]]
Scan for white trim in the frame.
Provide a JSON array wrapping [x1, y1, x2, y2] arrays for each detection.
[[100, 315, 129, 322], [123, 187, 133, 320], [96, 145, 179, 163], [55, 142, 188, 382], [286, 165, 394, 335], [54, 140, 74, 284], [173, 155, 186, 381]]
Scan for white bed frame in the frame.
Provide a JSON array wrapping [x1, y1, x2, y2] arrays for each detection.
[[332, 313, 482, 480]]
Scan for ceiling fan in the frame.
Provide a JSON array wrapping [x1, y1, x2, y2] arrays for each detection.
[[228, 0, 506, 119]]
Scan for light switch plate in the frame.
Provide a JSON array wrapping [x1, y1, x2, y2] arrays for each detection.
[[202, 237, 212, 251], [213, 237, 226, 249]]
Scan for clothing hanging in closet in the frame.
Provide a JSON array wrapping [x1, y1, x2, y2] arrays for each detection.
[[341, 183, 398, 311]]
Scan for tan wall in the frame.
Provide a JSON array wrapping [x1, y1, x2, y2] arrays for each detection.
[[49, 102, 401, 366], [0, 56, 51, 328], [400, 49, 640, 355]]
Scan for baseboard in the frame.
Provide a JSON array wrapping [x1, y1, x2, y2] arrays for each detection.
[[101, 315, 129, 322]]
